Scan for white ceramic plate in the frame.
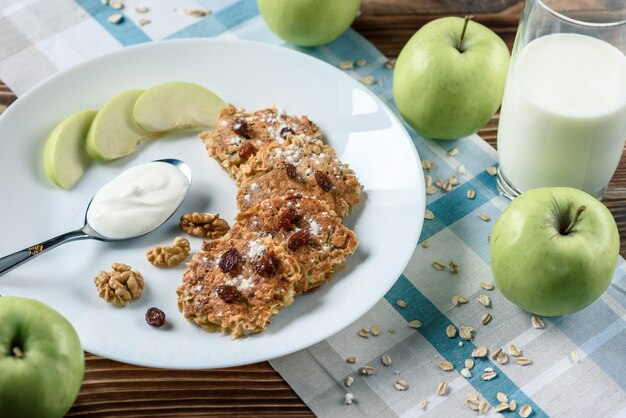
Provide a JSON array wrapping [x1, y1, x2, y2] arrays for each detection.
[[0, 39, 424, 369]]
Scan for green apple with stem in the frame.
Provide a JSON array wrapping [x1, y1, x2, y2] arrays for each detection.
[[258, 0, 361, 47], [43, 109, 96, 189], [490, 187, 619, 316], [393, 16, 510, 139], [0, 296, 84, 417]]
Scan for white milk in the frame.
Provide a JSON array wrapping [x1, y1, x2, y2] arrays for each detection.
[[497, 33, 626, 196]]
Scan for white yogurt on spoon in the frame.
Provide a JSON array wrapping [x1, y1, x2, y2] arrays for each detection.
[[86, 161, 190, 239]]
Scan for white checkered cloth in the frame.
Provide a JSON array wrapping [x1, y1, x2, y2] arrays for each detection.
[[1, 1, 625, 416]]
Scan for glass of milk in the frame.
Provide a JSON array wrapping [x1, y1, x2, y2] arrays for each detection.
[[497, 0, 626, 199]]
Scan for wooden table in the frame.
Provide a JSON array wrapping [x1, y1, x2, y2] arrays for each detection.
[[2, 1, 625, 416]]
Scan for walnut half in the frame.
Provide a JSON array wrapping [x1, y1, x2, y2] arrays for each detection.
[[180, 212, 230, 238], [94, 263, 144, 307], [147, 237, 190, 267]]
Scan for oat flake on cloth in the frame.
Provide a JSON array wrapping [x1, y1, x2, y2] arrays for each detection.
[[1, 1, 625, 416]]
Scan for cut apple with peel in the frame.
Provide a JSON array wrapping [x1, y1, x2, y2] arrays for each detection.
[[133, 81, 227, 132], [86, 89, 153, 161], [43, 109, 96, 189]]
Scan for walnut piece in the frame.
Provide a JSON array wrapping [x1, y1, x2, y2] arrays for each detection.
[[147, 237, 190, 267], [180, 212, 230, 238], [94, 263, 144, 307]]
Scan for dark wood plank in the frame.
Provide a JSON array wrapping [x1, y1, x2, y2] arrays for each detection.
[[1, 1, 624, 416]]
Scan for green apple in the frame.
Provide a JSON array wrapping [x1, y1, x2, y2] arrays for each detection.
[[490, 187, 619, 316], [43, 109, 96, 189], [258, 0, 361, 47], [0, 296, 84, 418], [86, 89, 153, 161], [134, 81, 226, 132], [393, 16, 510, 140]]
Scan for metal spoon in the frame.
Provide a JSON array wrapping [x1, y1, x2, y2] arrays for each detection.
[[0, 158, 192, 277]]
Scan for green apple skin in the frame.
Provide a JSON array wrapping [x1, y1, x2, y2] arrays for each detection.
[[0, 296, 84, 418], [43, 109, 96, 189], [86, 89, 150, 161], [258, 0, 361, 47], [133, 81, 227, 132], [490, 187, 619, 316], [393, 17, 510, 140]]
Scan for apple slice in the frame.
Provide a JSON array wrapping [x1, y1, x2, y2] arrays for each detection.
[[43, 109, 97, 189], [133, 81, 227, 132], [86, 89, 151, 161]]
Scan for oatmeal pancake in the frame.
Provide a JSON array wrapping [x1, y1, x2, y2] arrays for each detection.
[[201, 105, 323, 182], [234, 194, 358, 293], [176, 234, 299, 338], [236, 140, 362, 217]]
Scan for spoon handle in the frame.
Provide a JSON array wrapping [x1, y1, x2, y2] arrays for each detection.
[[0, 229, 92, 277]]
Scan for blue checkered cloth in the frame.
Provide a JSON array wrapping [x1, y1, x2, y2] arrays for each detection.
[[1, 1, 625, 416]]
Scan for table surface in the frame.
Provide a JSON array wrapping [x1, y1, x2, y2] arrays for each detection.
[[2, 1, 626, 416]]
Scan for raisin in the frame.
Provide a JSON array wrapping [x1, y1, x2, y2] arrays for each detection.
[[216, 285, 242, 303], [280, 127, 296, 139], [238, 142, 256, 159], [254, 252, 279, 277], [219, 248, 240, 273], [232, 119, 251, 139], [145, 307, 166, 328], [277, 207, 301, 229], [315, 170, 333, 191], [285, 163, 297, 180], [288, 229, 310, 251]]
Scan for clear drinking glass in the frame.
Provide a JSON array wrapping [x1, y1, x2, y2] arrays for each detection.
[[496, 0, 626, 199]]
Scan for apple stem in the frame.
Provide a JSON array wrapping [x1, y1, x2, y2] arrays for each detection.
[[12, 346, 24, 359], [563, 205, 586, 235], [457, 15, 474, 52]]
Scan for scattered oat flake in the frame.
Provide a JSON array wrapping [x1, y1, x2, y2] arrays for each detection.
[[439, 360, 454, 371], [478, 399, 490, 414], [384, 59, 396, 69], [532, 316, 545, 329], [396, 299, 407, 308], [382, 353, 392, 366], [465, 358, 474, 369], [357, 328, 370, 338], [472, 346, 489, 358], [432, 261, 445, 271], [570, 350, 580, 363], [424, 210, 435, 220], [436, 381, 449, 396], [138, 18, 150, 26], [480, 281, 495, 291], [509, 344, 522, 357], [360, 75, 375, 85], [481, 313, 492, 325], [458, 164, 467, 175], [347, 356, 357, 364], [449, 175, 459, 186], [449, 261, 459, 274], [515, 356, 532, 366], [461, 367, 472, 378], [487, 166, 497, 176], [134, 6, 149, 13], [519, 404, 532, 417], [448, 147, 459, 156], [371, 324, 381, 336], [426, 186, 437, 195], [339, 60, 354, 70], [107, 13, 123, 24], [496, 403, 510, 412], [109, 1, 123, 9], [422, 240, 430, 249], [497, 392, 508, 403], [446, 324, 457, 338], [183, 7, 211, 17], [460, 326, 473, 341], [408, 320, 422, 329], [477, 294, 491, 307], [481, 370, 497, 381], [467, 189, 476, 199], [359, 365, 376, 375], [394, 379, 409, 391], [509, 399, 517, 411], [356, 59, 367, 67], [344, 392, 354, 405], [418, 399, 428, 410], [345, 376, 354, 387], [479, 213, 491, 222], [425, 175, 433, 187], [497, 351, 509, 364]]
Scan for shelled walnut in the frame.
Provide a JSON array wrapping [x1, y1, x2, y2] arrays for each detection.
[[179, 212, 230, 238], [147, 237, 190, 267], [94, 263, 144, 307]]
